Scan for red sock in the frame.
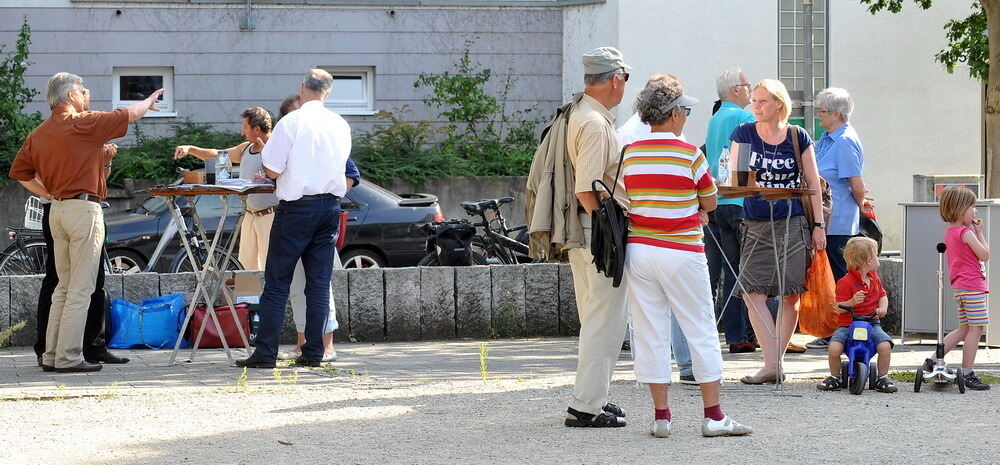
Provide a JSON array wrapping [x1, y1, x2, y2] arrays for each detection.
[[654, 408, 671, 421], [704, 404, 725, 421]]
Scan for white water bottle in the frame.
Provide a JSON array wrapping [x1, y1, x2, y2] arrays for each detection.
[[215, 150, 232, 181], [717, 146, 731, 186]]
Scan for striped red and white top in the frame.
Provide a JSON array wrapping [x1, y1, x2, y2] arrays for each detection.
[[623, 135, 717, 252]]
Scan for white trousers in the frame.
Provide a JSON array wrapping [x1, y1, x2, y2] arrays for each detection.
[[290, 256, 339, 334], [626, 243, 723, 384], [567, 213, 629, 415]]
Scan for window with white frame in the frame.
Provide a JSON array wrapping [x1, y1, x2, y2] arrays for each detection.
[[319, 66, 375, 115], [112, 66, 175, 116]]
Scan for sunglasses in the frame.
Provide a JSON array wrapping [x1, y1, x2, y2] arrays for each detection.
[[677, 107, 691, 117], [617, 71, 630, 82]]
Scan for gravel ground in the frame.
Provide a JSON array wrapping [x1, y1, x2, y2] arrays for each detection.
[[2, 337, 998, 464]]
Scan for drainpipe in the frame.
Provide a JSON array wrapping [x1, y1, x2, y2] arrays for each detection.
[[802, 0, 814, 136], [241, 0, 255, 31]]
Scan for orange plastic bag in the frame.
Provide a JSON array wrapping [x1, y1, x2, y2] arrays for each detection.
[[799, 250, 839, 338]]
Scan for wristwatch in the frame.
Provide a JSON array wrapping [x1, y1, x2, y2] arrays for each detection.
[[813, 221, 826, 228]]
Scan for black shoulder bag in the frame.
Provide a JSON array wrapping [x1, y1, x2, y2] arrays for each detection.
[[590, 145, 629, 287]]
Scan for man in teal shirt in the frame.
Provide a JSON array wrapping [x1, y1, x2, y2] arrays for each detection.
[[704, 68, 755, 353]]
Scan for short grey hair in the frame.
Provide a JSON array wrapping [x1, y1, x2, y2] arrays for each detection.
[[635, 77, 684, 126], [46, 72, 83, 109], [716, 67, 744, 100], [584, 69, 620, 87], [814, 87, 853, 122], [303, 68, 333, 95]]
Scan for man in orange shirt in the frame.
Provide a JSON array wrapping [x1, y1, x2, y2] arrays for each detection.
[[9, 72, 162, 373]]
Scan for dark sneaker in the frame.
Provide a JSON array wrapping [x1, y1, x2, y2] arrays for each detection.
[[874, 375, 898, 393], [235, 354, 276, 369], [965, 372, 991, 391], [805, 337, 830, 349], [679, 374, 698, 385], [922, 358, 936, 373], [729, 342, 756, 353], [816, 375, 843, 391]]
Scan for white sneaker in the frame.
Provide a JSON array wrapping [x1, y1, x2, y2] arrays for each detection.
[[322, 350, 338, 362], [277, 349, 301, 361], [649, 419, 672, 438], [701, 415, 752, 437]]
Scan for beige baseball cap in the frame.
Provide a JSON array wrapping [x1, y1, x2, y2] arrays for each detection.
[[582, 46, 633, 75]]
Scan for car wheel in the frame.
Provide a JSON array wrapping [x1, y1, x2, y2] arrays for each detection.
[[106, 249, 146, 274], [341, 248, 386, 269]]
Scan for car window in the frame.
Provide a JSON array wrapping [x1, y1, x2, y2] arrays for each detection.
[[194, 194, 241, 217], [341, 193, 360, 210], [139, 196, 170, 216]]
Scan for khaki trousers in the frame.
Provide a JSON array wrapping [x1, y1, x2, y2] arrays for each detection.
[[567, 213, 628, 415], [44, 200, 104, 369], [239, 211, 274, 271]]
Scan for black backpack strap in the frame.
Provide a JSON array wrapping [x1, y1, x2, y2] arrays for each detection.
[[609, 144, 628, 197]]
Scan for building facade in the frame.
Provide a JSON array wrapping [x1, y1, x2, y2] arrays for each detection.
[[0, 0, 986, 249]]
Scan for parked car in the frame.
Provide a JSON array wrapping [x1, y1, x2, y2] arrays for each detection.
[[104, 182, 442, 273]]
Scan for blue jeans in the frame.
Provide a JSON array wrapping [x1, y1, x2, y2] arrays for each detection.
[[254, 195, 340, 361], [624, 314, 692, 377], [671, 313, 692, 377], [705, 205, 750, 344], [826, 235, 852, 282]]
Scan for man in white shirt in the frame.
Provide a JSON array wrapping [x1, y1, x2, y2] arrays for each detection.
[[237, 69, 351, 368]]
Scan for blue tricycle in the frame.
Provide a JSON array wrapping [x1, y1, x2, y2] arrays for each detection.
[[838, 304, 881, 395]]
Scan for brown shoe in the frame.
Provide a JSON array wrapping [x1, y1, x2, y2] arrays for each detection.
[[729, 342, 756, 354], [786, 343, 807, 353]]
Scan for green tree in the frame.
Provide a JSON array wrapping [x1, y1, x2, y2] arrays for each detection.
[[0, 17, 43, 184], [858, 1, 1000, 195]]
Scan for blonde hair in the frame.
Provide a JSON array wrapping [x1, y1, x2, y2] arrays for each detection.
[[939, 186, 977, 223], [843, 237, 879, 271], [754, 79, 793, 123]]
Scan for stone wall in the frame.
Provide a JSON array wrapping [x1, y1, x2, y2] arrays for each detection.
[[0, 263, 581, 347], [0, 258, 904, 348]]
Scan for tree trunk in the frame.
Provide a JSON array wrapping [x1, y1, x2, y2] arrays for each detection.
[[984, 0, 1000, 197]]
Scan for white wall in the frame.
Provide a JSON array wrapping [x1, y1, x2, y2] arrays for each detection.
[[830, 1, 982, 249], [562, 0, 618, 101], [615, 0, 776, 143]]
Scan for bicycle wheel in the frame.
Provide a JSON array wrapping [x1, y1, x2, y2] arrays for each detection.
[[417, 251, 487, 266], [0, 240, 48, 276], [170, 249, 244, 273]]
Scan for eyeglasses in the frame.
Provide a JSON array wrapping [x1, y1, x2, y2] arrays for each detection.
[[676, 107, 691, 117], [816, 108, 829, 114], [734, 84, 751, 89]]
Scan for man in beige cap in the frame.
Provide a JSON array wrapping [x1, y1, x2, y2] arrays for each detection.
[[563, 46, 631, 428]]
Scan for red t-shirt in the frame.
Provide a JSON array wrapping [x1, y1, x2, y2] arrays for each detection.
[[835, 269, 887, 327]]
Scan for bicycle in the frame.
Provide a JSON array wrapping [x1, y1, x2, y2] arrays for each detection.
[[0, 197, 117, 276], [418, 196, 535, 266]]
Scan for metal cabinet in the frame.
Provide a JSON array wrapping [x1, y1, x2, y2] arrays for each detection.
[[901, 201, 999, 346]]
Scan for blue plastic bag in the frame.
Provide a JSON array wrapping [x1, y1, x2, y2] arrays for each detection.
[[108, 293, 188, 349]]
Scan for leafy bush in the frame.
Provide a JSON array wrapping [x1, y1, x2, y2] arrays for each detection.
[[0, 18, 44, 185], [108, 120, 244, 188]]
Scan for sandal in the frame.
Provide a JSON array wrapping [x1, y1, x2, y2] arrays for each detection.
[[602, 402, 625, 417], [816, 375, 843, 391], [565, 407, 626, 428], [874, 375, 898, 393], [739, 371, 785, 385]]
